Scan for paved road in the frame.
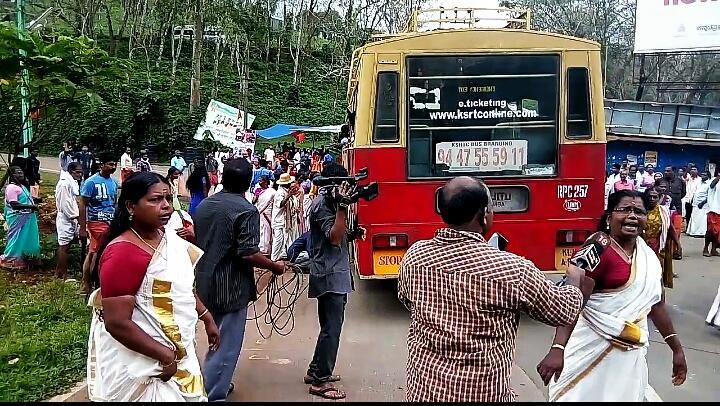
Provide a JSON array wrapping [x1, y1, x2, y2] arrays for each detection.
[[196, 278, 544, 402], [192, 238, 720, 402]]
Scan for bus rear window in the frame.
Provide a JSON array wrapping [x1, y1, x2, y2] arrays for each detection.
[[407, 54, 559, 178], [373, 72, 399, 142], [567, 67, 592, 138]]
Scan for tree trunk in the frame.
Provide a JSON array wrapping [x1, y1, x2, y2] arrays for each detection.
[[102, 1, 117, 54], [265, 0, 271, 80], [171, 26, 184, 86], [190, 0, 203, 111], [291, 0, 305, 85], [211, 38, 221, 98], [236, 37, 251, 131]]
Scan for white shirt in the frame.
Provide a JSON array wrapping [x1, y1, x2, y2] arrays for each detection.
[[271, 187, 289, 228], [693, 180, 710, 206], [708, 179, 720, 214], [120, 153, 133, 170], [604, 173, 621, 196], [55, 172, 79, 220], [264, 148, 275, 162], [683, 175, 703, 204]]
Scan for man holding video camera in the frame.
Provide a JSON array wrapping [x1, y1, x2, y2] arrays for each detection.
[[304, 162, 365, 400]]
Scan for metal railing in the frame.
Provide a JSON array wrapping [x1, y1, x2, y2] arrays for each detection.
[[405, 7, 531, 33], [604, 99, 720, 141]]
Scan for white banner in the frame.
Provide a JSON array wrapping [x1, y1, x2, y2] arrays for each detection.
[[194, 99, 257, 151], [635, 0, 720, 53], [435, 140, 528, 172]]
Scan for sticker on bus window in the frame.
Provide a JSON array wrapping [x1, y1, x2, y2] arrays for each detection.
[[523, 165, 555, 176], [435, 140, 528, 172], [522, 99, 538, 113]]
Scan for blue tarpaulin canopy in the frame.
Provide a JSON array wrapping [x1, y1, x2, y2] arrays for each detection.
[[256, 124, 342, 139]]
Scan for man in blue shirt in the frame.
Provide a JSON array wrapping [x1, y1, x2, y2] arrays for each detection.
[[251, 159, 275, 189], [170, 150, 188, 195], [79, 153, 118, 294], [171, 150, 188, 174]]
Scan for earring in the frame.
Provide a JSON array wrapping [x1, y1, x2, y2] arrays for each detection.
[[129, 213, 134, 222]]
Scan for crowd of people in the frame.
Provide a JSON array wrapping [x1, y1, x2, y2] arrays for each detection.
[[0, 140, 349, 401], [2, 140, 720, 402], [605, 161, 720, 260]]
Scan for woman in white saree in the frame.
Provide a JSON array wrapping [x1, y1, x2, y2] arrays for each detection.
[[254, 176, 276, 256], [87, 172, 219, 402], [538, 190, 688, 402]]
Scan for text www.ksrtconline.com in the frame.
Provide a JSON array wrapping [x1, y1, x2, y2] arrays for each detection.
[[429, 109, 540, 120]]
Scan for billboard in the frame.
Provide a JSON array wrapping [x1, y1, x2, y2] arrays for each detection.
[[193, 99, 256, 152], [635, 0, 720, 54]]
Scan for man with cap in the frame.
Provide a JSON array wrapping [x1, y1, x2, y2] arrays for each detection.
[[271, 173, 302, 261]]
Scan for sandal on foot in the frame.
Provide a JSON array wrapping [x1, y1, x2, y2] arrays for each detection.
[[309, 385, 346, 400], [304, 375, 341, 384]]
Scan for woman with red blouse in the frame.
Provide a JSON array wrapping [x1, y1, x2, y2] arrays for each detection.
[[86, 171, 219, 401], [537, 190, 687, 401]]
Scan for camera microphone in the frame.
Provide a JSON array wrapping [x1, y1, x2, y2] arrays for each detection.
[[556, 232, 610, 287], [569, 232, 611, 273]]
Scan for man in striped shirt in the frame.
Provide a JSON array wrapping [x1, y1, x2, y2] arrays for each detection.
[[194, 158, 289, 401], [398, 176, 592, 402]]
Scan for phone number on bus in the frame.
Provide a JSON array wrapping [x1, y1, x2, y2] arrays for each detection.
[[435, 140, 528, 172]]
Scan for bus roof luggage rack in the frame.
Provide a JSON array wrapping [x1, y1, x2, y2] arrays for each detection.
[[405, 7, 531, 32]]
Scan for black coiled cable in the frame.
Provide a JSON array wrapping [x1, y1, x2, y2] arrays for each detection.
[[247, 264, 309, 339]]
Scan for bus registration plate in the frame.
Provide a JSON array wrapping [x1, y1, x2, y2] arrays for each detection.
[[435, 140, 528, 172], [554, 247, 577, 271], [373, 249, 406, 275]]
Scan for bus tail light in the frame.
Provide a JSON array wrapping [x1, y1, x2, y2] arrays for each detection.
[[556, 230, 591, 246], [373, 234, 408, 249]]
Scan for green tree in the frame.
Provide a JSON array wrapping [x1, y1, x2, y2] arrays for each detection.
[[0, 21, 129, 156]]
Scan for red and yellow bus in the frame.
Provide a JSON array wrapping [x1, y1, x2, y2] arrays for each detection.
[[343, 8, 607, 278]]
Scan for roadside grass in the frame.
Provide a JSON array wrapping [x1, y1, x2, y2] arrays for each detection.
[[0, 171, 90, 401]]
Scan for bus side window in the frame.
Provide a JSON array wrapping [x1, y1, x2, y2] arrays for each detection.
[[373, 72, 399, 143], [567, 67, 592, 139]]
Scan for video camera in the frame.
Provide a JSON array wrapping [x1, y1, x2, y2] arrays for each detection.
[[312, 167, 379, 205]]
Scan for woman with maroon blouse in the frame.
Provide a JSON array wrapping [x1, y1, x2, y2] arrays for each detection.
[[537, 190, 687, 401], [86, 172, 219, 401]]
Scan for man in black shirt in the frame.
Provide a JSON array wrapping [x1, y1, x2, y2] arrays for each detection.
[[664, 165, 687, 214], [305, 163, 365, 400], [193, 158, 288, 401], [27, 149, 41, 198], [75, 145, 95, 180]]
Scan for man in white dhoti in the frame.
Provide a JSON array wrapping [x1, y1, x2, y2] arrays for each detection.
[[87, 172, 219, 402], [687, 171, 710, 238], [271, 173, 301, 261], [255, 176, 276, 256], [55, 162, 84, 279], [538, 190, 687, 402]]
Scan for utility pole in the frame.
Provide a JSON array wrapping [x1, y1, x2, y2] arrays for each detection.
[[17, 0, 33, 157]]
